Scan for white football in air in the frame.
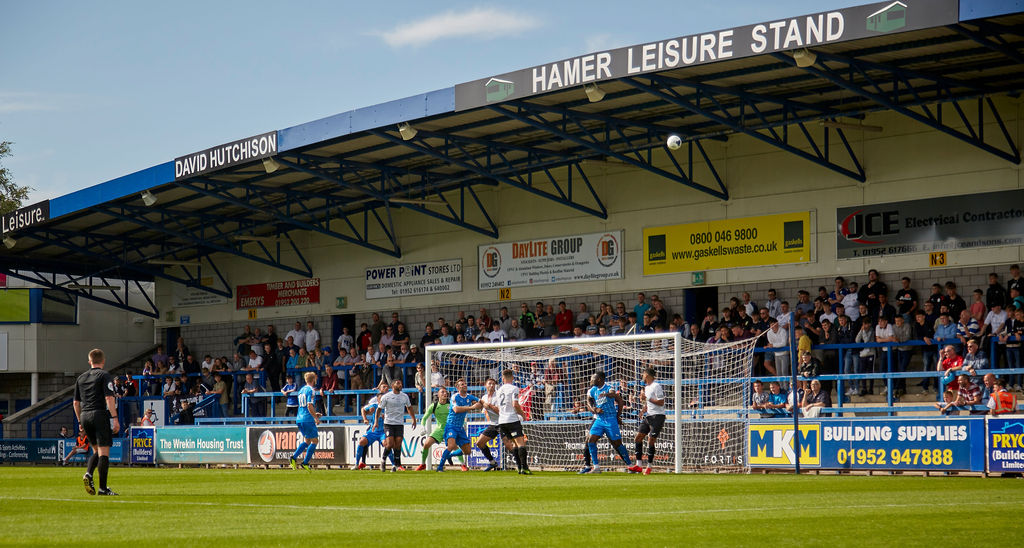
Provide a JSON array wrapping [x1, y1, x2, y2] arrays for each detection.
[[666, 134, 682, 150]]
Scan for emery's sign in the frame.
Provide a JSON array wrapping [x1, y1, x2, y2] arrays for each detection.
[[1, 200, 49, 234], [236, 278, 320, 310], [174, 131, 278, 180], [455, 1, 957, 110]]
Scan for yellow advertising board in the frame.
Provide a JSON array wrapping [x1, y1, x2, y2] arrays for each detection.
[[643, 211, 811, 275]]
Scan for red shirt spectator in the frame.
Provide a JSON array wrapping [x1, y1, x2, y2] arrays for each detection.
[[555, 302, 574, 335]]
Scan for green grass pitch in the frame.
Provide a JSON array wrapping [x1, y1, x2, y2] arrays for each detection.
[[1, 467, 1022, 546]]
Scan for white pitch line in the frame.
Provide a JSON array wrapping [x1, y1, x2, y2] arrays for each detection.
[[1, 496, 1022, 519]]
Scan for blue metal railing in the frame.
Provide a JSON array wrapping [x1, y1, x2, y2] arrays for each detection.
[[26, 398, 72, 438]]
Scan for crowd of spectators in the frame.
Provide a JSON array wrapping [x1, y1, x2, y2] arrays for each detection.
[[128, 265, 1021, 420]]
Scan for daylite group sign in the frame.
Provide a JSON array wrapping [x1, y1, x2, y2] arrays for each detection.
[[249, 426, 348, 465], [365, 259, 462, 299], [644, 212, 811, 275], [454, 1, 958, 111], [478, 231, 622, 290], [236, 278, 320, 310], [837, 189, 1024, 259]]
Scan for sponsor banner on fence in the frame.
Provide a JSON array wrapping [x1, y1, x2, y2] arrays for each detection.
[[130, 427, 156, 464], [343, 424, 428, 466], [248, 426, 348, 465], [366, 259, 462, 299], [749, 418, 985, 471], [236, 278, 320, 310], [455, 1, 958, 111], [155, 426, 248, 464], [644, 212, 811, 275], [986, 417, 1024, 473], [836, 189, 1024, 259], [478, 231, 622, 290], [0, 439, 59, 463], [60, 438, 125, 464]]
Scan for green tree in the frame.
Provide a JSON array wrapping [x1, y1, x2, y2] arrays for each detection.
[[0, 141, 32, 215]]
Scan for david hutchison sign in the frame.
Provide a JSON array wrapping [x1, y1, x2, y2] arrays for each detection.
[[837, 189, 1024, 259], [1, 200, 49, 235], [174, 131, 278, 180], [454, 1, 957, 111]]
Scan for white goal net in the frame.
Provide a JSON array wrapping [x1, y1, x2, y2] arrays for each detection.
[[424, 332, 760, 473]]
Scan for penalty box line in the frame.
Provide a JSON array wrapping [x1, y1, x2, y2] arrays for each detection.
[[2, 496, 1022, 519]]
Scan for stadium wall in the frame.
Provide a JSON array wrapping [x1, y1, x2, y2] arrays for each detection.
[[153, 99, 1024, 330]]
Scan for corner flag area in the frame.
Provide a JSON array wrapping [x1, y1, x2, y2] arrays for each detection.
[[1, 468, 1022, 545]]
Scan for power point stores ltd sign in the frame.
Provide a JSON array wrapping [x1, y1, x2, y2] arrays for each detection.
[[454, 1, 957, 111], [836, 190, 1024, 259], [478, 231, 622, 290]]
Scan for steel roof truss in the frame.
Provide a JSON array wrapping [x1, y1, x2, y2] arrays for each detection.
[[0, 268, 159, 318], [625, 75, 866, 183], [490, 103, 728, 201], [776, 50, 1021, 165], [369, 128, 609, 219]]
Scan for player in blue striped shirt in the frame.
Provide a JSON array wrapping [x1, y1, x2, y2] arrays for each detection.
[[584, 371, 633, 473], [289, 372, 322, 471], [352, 382, 393, 470], [438, 378, 481, 471]]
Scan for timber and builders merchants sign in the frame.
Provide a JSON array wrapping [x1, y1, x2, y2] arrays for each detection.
[[478, 231, 622, 290], [366, 259, 462, 299], [837, 189, 1024, 259], [644, 212, 811, 275], [454, 1, 957, 110], [236, 278, 320, 310]]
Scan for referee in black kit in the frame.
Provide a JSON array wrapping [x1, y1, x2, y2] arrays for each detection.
[[73, 348, 120, 496]]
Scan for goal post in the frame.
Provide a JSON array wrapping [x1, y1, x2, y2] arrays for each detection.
[[424, 332, 760, 473]]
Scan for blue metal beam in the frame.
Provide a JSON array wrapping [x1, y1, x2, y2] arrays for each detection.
[[623, 75, 866, 183], [489, 103, 729, 200], [97, 207, 314, 277], [774, 50, 1021, 165], [0, 268, 160, 318], [180, 178, 404, 257], [368, 128, 610, 219]]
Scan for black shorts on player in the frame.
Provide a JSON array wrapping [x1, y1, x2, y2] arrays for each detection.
[[639, 414, 666, 438], [499, 421, 524, 439], [481, 425, 501, 439], [80, 410, 113, 447], [384, 424, 405, 438]]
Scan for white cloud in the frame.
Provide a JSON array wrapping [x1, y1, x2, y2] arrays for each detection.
[[0, 92, 64, 114], [372, 7, 540, 48], [584, 34, 627, 54]]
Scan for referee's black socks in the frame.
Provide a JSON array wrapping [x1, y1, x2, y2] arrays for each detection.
[[86, 453, 99, 476], [98, 456, 109, 490]]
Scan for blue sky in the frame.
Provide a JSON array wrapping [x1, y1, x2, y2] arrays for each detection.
[[1, 0, 865, 205]]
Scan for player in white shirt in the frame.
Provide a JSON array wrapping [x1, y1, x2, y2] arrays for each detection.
[[476, 377, 513, 471], [495, 369, 532, 474], [375, 378, 416, 471], [633, 367, 665, 476]]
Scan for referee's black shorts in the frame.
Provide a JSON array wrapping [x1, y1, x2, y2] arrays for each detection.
[[80, 410, 113, 447]]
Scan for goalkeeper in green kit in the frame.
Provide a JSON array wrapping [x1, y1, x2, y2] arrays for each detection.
[[414, 387, 467, 471]]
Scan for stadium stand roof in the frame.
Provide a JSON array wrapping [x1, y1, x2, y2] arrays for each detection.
[[2, 0, 1023, 317]]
